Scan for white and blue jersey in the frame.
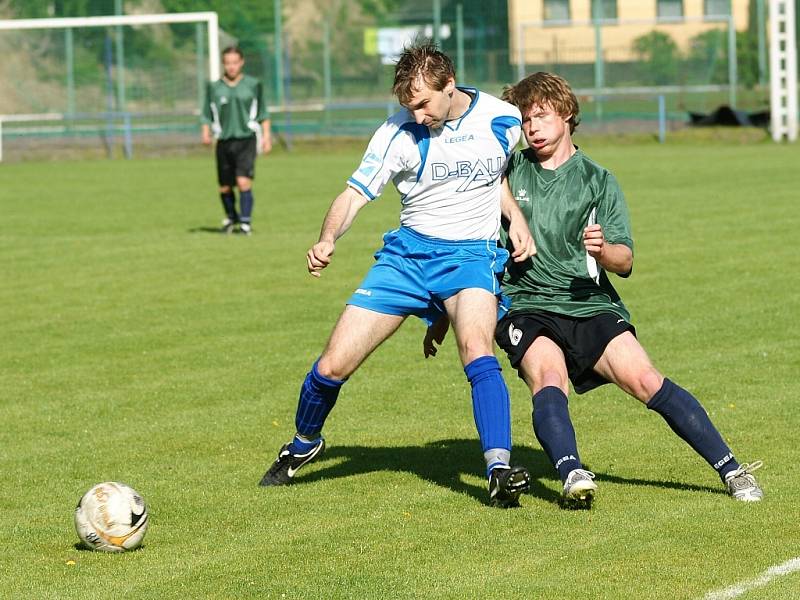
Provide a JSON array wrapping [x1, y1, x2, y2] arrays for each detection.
[[345, 88, 521, 323], [347, 87, 521, 241]]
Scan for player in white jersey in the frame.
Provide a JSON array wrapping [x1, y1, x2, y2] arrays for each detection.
[[260, 44, 535, 508]]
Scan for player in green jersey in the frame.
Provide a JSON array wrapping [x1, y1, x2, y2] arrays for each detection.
[[492, 72, 762, 506], [201, 46, 272, 235]]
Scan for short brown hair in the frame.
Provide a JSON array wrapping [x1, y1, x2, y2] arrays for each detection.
[[392, 43, 455, 105], [502, 72, 580, 134], [222, 46, 243, 59]]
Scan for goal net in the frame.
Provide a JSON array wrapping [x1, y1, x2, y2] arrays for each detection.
[[0, 12, 219, 160]]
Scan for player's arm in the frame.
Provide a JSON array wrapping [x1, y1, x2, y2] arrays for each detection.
[[500, 176, 536, 262], [261, 119, 272, 154], [200, 83, 213, 145], [583, 225, 633, 275], [307, 186, 369, 277]]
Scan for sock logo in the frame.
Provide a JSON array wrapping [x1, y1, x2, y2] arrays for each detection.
[[714, 452, 734, 470], [555, 455, 577, 470], [508, 324, 523, 346]]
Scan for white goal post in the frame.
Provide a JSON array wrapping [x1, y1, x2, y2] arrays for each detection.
[[769, 0, 798, 141], [0, 11, 219, 160], [0, 11, 219, 80]]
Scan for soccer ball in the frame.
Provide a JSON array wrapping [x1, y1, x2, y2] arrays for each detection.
[[74, 482, 149, 552]]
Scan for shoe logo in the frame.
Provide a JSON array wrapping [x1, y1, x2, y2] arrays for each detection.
[[287, 465, 300, 478], [509, 324, 523, 346]]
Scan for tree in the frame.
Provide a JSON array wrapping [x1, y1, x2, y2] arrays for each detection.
[[632, 30, 681, 86]]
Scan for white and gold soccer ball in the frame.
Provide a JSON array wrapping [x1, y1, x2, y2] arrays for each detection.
[[74, 482, 149, 552]]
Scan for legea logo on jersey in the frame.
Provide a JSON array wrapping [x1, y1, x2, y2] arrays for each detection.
[[358, 152, 381, 177], [430, 157, 504, 192]]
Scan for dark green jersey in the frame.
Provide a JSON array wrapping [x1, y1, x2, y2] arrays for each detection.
[[502, 148, 634, 320], [201, 75, 269, 140]]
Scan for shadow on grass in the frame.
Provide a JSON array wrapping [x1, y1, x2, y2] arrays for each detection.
[[187, 226, 228, 234], [593, 471, 724, 496], [283, 438, 560, 506], [279, 438, 726, 504]]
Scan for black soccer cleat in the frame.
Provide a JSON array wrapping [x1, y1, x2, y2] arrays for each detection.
[[259, 438, 326, 486], [488, 465, 531, 508]]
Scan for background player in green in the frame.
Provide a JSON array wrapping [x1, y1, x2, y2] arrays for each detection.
[[489, 72, 763, 507], [201, 46, 272, 235]]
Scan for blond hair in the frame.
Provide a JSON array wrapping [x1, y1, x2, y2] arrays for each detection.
[[502, 72, 580, 134]]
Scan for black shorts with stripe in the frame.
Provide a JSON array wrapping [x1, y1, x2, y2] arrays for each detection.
[[495, 311, 636, 394], [216, 136, 257, 186]]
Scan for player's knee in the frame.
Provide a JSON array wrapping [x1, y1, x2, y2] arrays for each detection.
[[219, 185, 232, 194], [457, 337, 494, 364], [315, 357, 351, 382], [633, 367, 664, 402]]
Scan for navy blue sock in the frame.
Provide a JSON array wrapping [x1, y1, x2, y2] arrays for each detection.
[[290, 360, 344, 452], [647, 378, 739, 480], [464, 356, 511, 471], [533, 386, 582, 482], [220, 192, 237, 221], [239, 189, 253, 223]]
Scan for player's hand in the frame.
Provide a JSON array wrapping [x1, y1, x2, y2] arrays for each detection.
[[583, 224, 605, 258], [423, 315, 450, 358], [261, 136, 273, 154], [507, 218, 536, 262], [201, 130, 212, 146], [307, 241, 335, 277]]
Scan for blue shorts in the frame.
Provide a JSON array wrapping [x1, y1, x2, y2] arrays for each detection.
[[346, 226, 509, 325]]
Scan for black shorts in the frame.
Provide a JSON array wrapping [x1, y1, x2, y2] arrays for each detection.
[[495, 311, 636, 394], [216, 137, 257, 186]]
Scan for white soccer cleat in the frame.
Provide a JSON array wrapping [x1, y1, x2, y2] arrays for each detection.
[[239, 222, 252, 235], [562, 468, 597, 508], [725, 461, 764, 502]]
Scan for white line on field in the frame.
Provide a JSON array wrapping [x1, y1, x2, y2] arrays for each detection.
[[701, 557, 800, 600]]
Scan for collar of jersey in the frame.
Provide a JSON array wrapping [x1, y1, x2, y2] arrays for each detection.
[[443, 86, 479, 131], [530, 146, 582, 181]]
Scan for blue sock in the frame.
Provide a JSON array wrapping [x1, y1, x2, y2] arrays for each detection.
[[239, 190, 253, 223], [220, 192, 237, 221], [289, 360, 344, 453], [464, 356, 511, 474], [533, 387, 582, 482], [647, 378, 739, 480]]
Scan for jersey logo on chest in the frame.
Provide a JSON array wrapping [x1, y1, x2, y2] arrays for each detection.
[[430, 157, 504, 192]]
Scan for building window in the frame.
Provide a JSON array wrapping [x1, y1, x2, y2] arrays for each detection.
[[543, 0, 570, 23], [591, 0, 618, 21], [657, 0, 683, 19], [704, 0, 731, 18]]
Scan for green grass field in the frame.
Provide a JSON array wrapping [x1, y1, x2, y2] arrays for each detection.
[[2, 139, 799, 599]]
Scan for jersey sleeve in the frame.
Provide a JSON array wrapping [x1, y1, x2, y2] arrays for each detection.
[[255, 81, 270, 123], [597, 172, 634, 252], [347, 120, 414, 201], [200, 82, 213, 125]]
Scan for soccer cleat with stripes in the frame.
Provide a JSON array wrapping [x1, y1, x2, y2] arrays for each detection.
[[725, 461, 764, 502], [220, 218, 236, 234], [259, 438, 326, 486], [561, 468, 597, 509], [488, 465, 531, 508]]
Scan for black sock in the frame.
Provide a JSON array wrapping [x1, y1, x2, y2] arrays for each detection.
[[533, 386, 582, 482], [240, 190, 253, 223], [220, 192, 237, 221], [647, 378, 739, 480]]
